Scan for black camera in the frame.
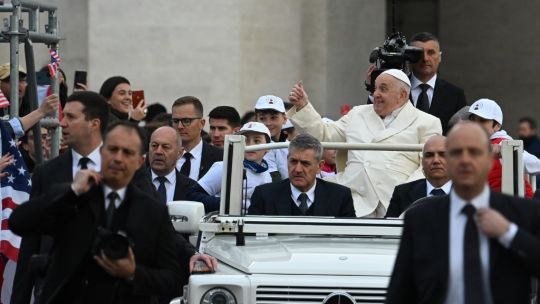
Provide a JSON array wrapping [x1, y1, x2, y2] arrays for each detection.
[[92, 227, 132, 260], [367, 32, 423, 93]]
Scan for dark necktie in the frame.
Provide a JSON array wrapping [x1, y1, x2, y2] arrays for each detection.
[[430, 188, 446, 196], [79, 157, 91, 170], [180, 152, 192, 177], [105, 192, 119, 229], [298, 193, 309, 215], [462, 204, 486, 304], [156, 176, 167, 204], [416, 83, 430, 112]]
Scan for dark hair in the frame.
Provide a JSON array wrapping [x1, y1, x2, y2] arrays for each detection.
[[172, 96, 203, 117], [208, 106, 241, 128], [240, 110, 256, 125], [145, 103, 167, 122], [289, 133, 323, 162], [99, 76, 130, 100], [410, 32, 440, 45], [105, 121, 146, 155], [519, 117, 537, 130], [66, 91, 110, 135]]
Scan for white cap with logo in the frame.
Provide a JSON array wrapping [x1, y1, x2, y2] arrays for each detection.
[[468, 98, 503, 125], [237, 122, 271, 143], [254, 95, 286, 113]]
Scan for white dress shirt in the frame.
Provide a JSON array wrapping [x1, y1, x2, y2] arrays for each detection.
[[410, 74, 437, 108], [425, 180, 452, 196], [445, 185, 517, 304], [290, 181, 317, 209], [102, 185, 127, 209], [176, 139, 203, 180], [71, 145, 102, 178], [151, 169, 177, 203]]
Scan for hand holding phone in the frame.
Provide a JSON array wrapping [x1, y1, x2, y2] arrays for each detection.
[[132, 90, 145, 108]]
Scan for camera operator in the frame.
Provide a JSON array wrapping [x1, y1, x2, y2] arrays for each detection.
[[9, 121, 217, 304], [367, 32, 466, 134]]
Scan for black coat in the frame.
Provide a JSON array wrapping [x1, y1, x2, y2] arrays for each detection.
[[198, 141, 223, 180], [385, 178, 427, 218], [386, 191, 540, 304], [248, 178, 356, 217], [9, 183, 186, 304]]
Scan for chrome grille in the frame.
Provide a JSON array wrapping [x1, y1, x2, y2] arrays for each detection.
[[256, 285, 386, 304]]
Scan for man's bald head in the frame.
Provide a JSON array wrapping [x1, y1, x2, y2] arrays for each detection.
[[445, 122, 493, 199], [148, 126, 183, 176]]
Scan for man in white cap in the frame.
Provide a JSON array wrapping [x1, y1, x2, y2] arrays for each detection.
[[288, 69, 442, 217], [468, 98, 540, 198]]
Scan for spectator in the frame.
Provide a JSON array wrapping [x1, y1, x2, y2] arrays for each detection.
[[386, 135, 451, 218], [240, 110, 256, 125], [248, 133, 355, 217], [366, 32, 466, 134], [187, 122, 272, 213], [255, 95, 289, 180], [0, 63, 59, 139], [518, 117, 540, 158], [208, 106, 241, 148], [19, 127, 50, 173], [386, 122, 540, 304], [147, 126, 196, 203], [468, 98, 537, 198], [9, 121, 216, 303], [288, 69, 442, 217], [144, 103, 167, 123], [99, 76, 147, 122], [281, 119, 298, 141], [171, 96, 222, 180]]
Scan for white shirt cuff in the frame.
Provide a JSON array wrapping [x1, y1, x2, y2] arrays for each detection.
[[8, 118, 24, 138], [498, 222, 518, 248]]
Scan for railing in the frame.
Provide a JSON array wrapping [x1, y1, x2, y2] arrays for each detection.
[[219, 135, 528, 216]]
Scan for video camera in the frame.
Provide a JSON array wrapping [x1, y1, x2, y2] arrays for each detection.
[[366, 32, 423, 93], [92, 227, 132, 260]]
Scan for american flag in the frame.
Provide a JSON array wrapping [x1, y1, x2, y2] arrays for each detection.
[[0, 91, 9, 110], [0, 123, 30, 302], [47, 49, 61, 77]]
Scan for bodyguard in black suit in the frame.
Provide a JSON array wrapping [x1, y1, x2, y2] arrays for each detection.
[[171, 96, 223, 180], [10, 121, 217, 303], [248, 133, 355, 217], [148, 126, 196, 203], [386, 135, 451, 217], [387, 122, 540, 304]]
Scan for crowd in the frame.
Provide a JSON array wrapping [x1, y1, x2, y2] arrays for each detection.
[[0, 30, 539, 303]]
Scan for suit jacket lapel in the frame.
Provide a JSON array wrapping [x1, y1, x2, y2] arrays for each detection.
[[372, 103, 418, 142], [312, 180, 328, 216], [488, 191, 503, 286], [361, 107, 385, 140], [428, 78, 444, 115], [174, 169, 187, 200], [409, 179, 427, 205], [276, 180, 293, 215], [434, 196, 450, 290]]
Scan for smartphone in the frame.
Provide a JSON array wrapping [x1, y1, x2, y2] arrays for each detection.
[[73, 70, 87, 90], [132, 90, 145, 108]]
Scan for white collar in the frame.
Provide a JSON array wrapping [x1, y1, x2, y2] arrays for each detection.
[[185, 139, 203, 160], [151, 168, 177, 184], [381, 103, 407, 127], [72, 144, 102, 170], [103, 184, 127, 208], [410, 73, 437, 89], [290, 179, 317, 203], [426, 179, 453, 195], [450, 184, 490, 218]]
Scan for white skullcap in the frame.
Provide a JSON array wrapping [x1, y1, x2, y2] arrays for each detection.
[[380, 69, 411, 88]]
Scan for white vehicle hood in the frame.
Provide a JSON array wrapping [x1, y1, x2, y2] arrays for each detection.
[[204, 235, 399, 276]]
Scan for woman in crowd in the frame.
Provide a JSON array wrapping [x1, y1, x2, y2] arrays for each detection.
[[98, 76, 146, 122]]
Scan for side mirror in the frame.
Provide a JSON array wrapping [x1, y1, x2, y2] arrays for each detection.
[[167, 201, 205, 234]]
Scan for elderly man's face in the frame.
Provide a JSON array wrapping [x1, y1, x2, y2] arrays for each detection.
[[422, 136, 448, 183], [149, 126, 183, 176], [446, 123, 492, 194], [372, 74, 408, 118], [287, 148, 322, 192]]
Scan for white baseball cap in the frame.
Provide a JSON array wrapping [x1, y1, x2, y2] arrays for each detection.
[[254, 95, 286, 113], [380, 69, 411, 88], [282, 119, 294, 130], [468, 98, 503, 125], [237, 122, 271, 143]]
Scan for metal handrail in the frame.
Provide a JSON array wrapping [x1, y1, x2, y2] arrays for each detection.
[[245, 142, 423, 152]]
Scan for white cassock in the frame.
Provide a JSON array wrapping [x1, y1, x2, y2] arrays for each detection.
[[288, 102, 442, 217]]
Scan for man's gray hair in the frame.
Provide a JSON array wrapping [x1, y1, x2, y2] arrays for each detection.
[[289, 133, 323, 162]]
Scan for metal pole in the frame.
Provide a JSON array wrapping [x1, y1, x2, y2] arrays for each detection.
[[9, 4, 21, 117], [49, 44, 60, 158], [23, 39, 43, 164]]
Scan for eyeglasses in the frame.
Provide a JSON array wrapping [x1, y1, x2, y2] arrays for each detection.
[[171, 117, 202, 127]]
